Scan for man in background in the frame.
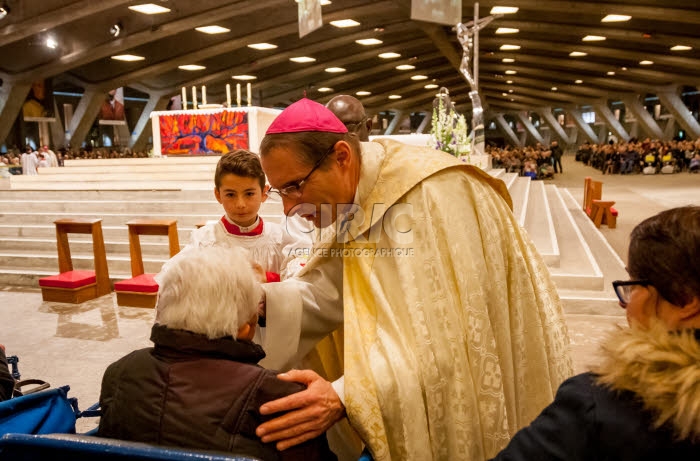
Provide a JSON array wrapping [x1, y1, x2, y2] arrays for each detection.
[[326, 95, 372, 142]]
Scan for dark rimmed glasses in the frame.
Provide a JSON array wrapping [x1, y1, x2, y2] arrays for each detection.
[[612, 280, 651, 307], [268, 142, 336, 199]]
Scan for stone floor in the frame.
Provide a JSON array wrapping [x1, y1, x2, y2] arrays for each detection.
[[0, 154, 698, 432]]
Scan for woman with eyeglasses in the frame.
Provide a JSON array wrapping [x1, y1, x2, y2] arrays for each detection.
[[490, 206, 700, 461]]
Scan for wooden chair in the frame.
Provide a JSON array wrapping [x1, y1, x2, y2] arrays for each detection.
[[38, 219, 111, 304], [583, 177, 618, 229], [114, 219, 180, 309]]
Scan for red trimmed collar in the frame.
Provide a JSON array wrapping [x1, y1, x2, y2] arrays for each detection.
[[220, 216, 264, 236]]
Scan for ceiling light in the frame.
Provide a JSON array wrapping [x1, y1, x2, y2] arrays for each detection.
[[109, 22, 122, 38], [128, 3, 170, 14], [510, 98, 515, 101], [195, 25, 230, 34], [325, 67, 346, 73], [411, 75, 428, 80], [575, 79, 583, 84], [356, 91, 371, 96], [317, 87, 334, 92], [232, 75, 257, 80], [248, 43, 277, 50], [45, 38, 58, 49], [495, 28, 519, 34], [424, 84, 438, 89], [551, 87, 558, 91], [330, 19, 360, 28], [295, 0, 331, 4], [379, 52, 401, 59], [356, 38, 382, 45], [671, 45, 692, 51], [508, 89, 513, 93], [601, 14, 631, 22], [178, 64, 206, 71], [388, 95, 402, 99], [502, 58, 515, 63], [490, 6, 519, 14], [500, 44, 520, 50], [621, 67, 628, 71], [502, 92, 508, 96], [111, 54, 145, 61], [607, 71, 615, 75], [582, 35, 606, 41], [290, 56, 316, 63], [396, 64, 415, 70], [505, 70, 517, 74], [639, 60, 653, 65], [506, 80, 513, 84], [569, 51, 587, 57], [0, 4, 9, 20]]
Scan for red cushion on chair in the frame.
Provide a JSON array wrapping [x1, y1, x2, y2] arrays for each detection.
[[39, 270, 96, 289], [114, 273, 159, 293], [610, 207, 618, 217]]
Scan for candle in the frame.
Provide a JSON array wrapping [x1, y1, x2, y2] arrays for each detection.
[[247, 82, 252, 107], [201, 85, 207, 106], [236, 83, 241, 108], [181, 87, 187, 110], [226, 84, 231, 108], [192, 86, 197, 109]]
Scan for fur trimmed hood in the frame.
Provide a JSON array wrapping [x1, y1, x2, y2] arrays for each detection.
[[593, 324, 700, 442]]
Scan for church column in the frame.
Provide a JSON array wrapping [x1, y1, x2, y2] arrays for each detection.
[[130, 93, 170, 151], [68, 86, 104, 148], [657, 89, 700, 139], [597, 125, 607, 144], [568, 109, 598, 143], [662, 118, 677, 140], [384, 110, 404, 135], [593, 103, 630, 142], [621, 95, 664, 140], [415, 112, 430, 134], [0, 81, 31, 146], [494, 114, 521, 147], [516, 112, 544, 145], [537, 107, 571, 145]]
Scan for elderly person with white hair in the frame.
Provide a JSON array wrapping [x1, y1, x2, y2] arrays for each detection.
[[97, 246, 336, 461]]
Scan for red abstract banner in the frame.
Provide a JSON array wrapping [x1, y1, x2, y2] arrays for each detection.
[[159, 110, 249, 155]]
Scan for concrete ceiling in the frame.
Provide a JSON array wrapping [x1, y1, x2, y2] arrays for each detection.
[[1, 0, 700, 118]]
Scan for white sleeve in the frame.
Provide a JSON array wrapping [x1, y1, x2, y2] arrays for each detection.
[[258, 256, 343, 371], [331, 375, 345, 406]]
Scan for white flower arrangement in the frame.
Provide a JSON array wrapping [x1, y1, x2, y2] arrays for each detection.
[[429, 94, 471, 160]]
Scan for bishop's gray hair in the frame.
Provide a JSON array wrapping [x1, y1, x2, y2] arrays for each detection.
[[155, 246, 261, 339]]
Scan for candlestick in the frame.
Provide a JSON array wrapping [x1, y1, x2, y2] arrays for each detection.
[[201, 85, 207, 106], [226, 84, 231, 108], [247, 83, 252, 107], [236, 83, 241, 108], [181, 87, 187, 110], [192, 86, 197, 109]]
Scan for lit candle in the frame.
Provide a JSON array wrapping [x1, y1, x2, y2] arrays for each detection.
[[236, 83, 241, 108], [201, 85, 207, 106], [226, 84, 231, 108], [181, 87, 187, 110], [247, 82, 252, 107], [192, 86, 197, 109]]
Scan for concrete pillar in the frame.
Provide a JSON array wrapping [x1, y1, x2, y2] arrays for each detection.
[[67, 87, 105, 148], [593, 103, 630, 142], [657, 90, 700, 139], [597, 125, 607, 144], [518, 130, 527, 146], [567, 127, 579, 146], [537, 107, 571, 145], [494, 114, 521, 147], [0, 82, 31, 146], [48, 100, 66, 147], [516, 112, 544, 144], [622, 95, 664, 140], [568, 109, 598, 143], [129, 93, 170, 151], [415, 112, 430, 134], [663, 118, 677, 140], [384, 110, 404, 135]]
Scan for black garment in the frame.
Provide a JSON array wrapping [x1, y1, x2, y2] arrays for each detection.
[[0, 348, 14, 402], [98, 325, 337, 461]]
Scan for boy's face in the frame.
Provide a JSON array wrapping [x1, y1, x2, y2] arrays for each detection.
[[214, 174, 268, 228]]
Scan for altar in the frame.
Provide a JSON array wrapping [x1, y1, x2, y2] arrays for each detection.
[[150, 106, 281, 156]]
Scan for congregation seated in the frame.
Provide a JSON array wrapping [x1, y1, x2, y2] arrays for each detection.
[[98, 246, 336, 461], [488, 143, 562, 178]]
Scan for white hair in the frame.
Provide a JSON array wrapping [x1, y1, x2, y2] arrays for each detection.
[[155, 246, 261, 339]]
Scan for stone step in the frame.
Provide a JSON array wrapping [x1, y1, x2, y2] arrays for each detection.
[[39, 164, 217, 175], [0, 251, 166, 275], [545, 185, 604, 291], [63, 156, 221, 167], [509, 176, 531, 227], [0, 237, 185, 256], [489, 168, 506, 179], [523, 180, 560, 267], [502, 172, 519, 190], [0, 189, 217, 200], [0, 200, 223, 214], [0, 266, 134, 287], [15, 171, 214, 182], [0, 224, 197, 240]]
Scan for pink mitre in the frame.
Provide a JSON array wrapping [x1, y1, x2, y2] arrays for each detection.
[[266, 98, 348, 135]]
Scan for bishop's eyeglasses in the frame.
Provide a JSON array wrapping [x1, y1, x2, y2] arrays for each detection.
[[268, 142, 336, 199]]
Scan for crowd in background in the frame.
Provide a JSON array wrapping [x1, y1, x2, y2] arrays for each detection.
[[576, 138, 700, 174], [488, 140, 564, 180]]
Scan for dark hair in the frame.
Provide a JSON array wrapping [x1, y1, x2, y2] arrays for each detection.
[[214, 150, 265, 189], [259, 131, 361, 169], [628, 206, 700, 306]]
